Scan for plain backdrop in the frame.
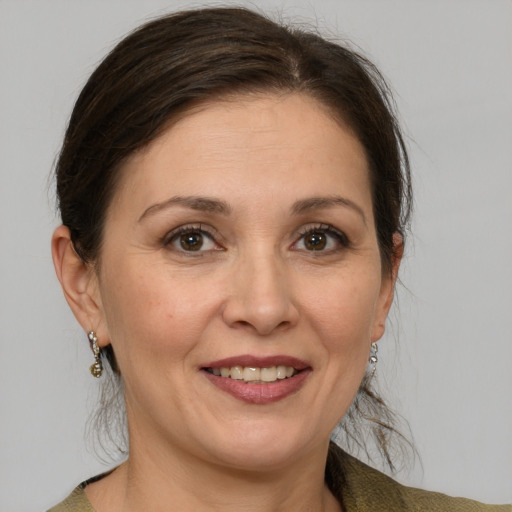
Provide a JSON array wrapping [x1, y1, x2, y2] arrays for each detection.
[[1, 0, 511, 510]]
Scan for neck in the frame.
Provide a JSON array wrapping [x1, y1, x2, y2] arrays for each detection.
[[86, 435, 341, 512]]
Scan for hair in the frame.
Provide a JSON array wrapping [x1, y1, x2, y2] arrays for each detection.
[[55, 7, 413, 471]]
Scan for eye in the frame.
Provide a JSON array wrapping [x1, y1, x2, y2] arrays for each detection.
[[293, 224, 349, 252], [302, 232, 328, 250], [166, 225, 220, 252]]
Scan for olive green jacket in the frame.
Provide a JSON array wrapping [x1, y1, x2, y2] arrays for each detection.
[[48, 447, 511, 511]]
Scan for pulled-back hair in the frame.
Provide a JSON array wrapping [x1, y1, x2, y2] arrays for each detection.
[[55, 6, 413, 471]]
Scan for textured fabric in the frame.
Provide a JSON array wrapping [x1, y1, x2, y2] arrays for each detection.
[[47, 483, 95, 512], [48, 449, 511, 511], [328, 445, 511, 511]]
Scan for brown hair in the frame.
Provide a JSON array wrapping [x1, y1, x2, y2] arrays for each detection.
[[55, 6, 413, 471]]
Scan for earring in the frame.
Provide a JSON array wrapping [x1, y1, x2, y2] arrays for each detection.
[[88, 331, 103, 378], [369, 341, 378, 376]]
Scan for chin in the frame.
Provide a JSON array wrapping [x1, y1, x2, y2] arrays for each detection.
[[199, 420, 326, 473]]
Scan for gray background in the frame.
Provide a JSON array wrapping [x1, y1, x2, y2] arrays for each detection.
[[1, 0, 511, 510]]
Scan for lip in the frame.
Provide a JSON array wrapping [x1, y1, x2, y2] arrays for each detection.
[[202, 354, 310, 370], [201, 354, 312, 405]]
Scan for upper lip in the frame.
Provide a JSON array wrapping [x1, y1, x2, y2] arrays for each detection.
[[202, 355, 310, 371]]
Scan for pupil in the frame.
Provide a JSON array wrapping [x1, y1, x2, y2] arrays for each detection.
[[305, 232, 326, 250], [180, 232, 203, 251]]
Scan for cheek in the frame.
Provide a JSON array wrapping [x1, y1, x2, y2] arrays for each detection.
[[299, 270, 381, 390], [98, 260, 221, 370], [302, 272, 381, 347]]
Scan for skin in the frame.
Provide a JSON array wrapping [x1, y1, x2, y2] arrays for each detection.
[[52, 93, 401, 512]]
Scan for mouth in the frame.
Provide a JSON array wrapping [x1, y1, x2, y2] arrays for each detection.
[[201, 355, 311, 404], [204, 365, 298, 383]]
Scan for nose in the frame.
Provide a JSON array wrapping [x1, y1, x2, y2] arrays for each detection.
[[222, 251, 299, 336]]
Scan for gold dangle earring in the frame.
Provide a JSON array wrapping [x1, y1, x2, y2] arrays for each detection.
[[88, 331, 103, 378], [369, 341, 378, 377]]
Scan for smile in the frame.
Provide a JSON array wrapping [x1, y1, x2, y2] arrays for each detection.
[[204, 365, 297, 383], [201, 355, 311, 404]]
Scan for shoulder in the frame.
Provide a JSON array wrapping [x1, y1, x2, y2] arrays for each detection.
[[329, 444, 511, 511], [47, 469, 116, 511], [47, 484, 95, 512]]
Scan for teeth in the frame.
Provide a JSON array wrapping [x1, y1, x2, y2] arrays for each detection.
[[276, 365, 287, 379], [208, 365, 298, 383], [243, 367, 260, 381], [230, 366, 243, 380], [261, 367, 277, 382]]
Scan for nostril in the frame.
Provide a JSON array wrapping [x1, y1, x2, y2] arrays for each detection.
[[221, 285, 299, 335]]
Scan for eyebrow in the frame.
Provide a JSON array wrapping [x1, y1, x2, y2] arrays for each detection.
[[292, 196, 367, 224], [138, 194, 366, 224], [138, 195, 231, 221]]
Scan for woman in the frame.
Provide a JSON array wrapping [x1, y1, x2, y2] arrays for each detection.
[[48, 7, 509, 512]]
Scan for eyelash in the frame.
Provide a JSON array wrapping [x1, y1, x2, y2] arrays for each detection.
[[163, 224, 221, 253], [162, 223, 350, 254], [293, 224, 351, 252]]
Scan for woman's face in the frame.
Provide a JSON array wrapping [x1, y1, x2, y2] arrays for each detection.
[[89, 93, 396, 471]]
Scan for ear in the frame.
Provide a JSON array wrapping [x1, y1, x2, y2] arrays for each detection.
[[51, 225, 109, 346], [371, 233, 403, 342]]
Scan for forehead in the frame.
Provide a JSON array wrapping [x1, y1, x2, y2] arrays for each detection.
[[113, 93, 372, 218]]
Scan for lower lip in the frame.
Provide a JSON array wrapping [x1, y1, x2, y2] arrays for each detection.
[[202, 369, 311, 404]]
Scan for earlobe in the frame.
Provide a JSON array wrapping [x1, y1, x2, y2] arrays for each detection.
[[51, 225, 109, 344]]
